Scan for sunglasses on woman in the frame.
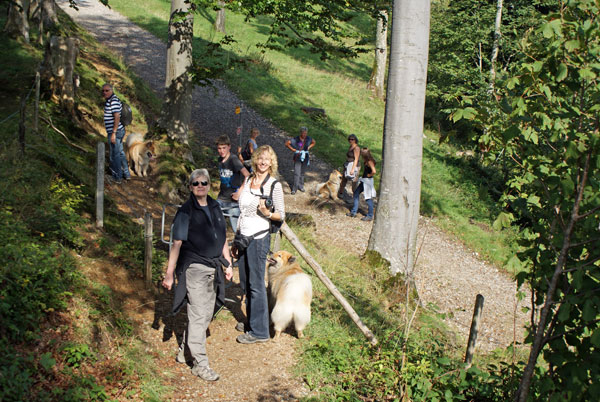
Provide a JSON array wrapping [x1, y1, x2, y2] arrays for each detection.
[[191, 181, 209, 187]]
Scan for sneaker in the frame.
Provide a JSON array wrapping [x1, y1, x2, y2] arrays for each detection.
[[236, 332, 269, 344], [346, 212, 356, 217], [124, 177, 131, 181], [361, 216, 373, 221], [290, 190, 296, 195], [106, 176, 122, 185], [191, 364, 220, 381], [235, 322, 246, 332], [298, 187, 305, 192], [176, 347, 188, 364]]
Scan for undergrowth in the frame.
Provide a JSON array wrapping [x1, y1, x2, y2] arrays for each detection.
[[278, 223, 525, 401], [0, 6, 169, 400]]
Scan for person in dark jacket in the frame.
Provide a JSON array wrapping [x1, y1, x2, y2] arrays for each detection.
[[285, 126, 315, 194], [162, 168, 233, 381]]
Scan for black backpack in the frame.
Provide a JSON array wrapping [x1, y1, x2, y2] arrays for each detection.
[[120, 101, 133, 126]]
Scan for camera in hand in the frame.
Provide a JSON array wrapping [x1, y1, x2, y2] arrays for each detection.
[[259, 195, 273, 209]]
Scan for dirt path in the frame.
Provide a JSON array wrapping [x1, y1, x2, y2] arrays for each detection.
[[60, 0, 529, 399]]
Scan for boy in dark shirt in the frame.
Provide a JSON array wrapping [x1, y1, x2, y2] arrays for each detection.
[[216, 135, 249, 231]]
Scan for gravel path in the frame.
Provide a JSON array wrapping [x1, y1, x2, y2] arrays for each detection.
[[60, 0, 530, 399]]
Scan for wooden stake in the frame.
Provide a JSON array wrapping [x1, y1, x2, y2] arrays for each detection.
[[465, 294, 485, 367], [96, 142, 104, 228], [280, 223, 378, 345], [144, 212, 153, 289], [34, 72, 40, 132]]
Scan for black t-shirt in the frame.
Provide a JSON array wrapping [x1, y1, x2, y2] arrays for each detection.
[[172, 195, 226, 262], [218, 155, 245, 201]]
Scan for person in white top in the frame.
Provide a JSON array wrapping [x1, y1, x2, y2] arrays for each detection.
[[235, 145, 285, 343]]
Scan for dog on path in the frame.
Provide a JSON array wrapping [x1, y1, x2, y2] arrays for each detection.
[[267, 250, 312, 339], [125, 133, 155, 177], [315, 170, 343, 201]]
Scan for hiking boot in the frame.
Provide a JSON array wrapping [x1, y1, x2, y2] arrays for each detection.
[[346, 212, 356, 218], [235, 322, 246, 332], [191, 364, 220, 381], [361, 216, 373, 221], [236, 332, 269, 344], [298, 187, 305, 192], [290, 190, 296, 195]]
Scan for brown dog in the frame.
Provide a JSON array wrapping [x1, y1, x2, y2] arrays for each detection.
[[125, 133, 155, 177], [267, 250, 312, 339], [315, 170, 343, 201]]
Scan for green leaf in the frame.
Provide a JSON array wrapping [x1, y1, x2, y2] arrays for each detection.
[[40, 352, 56, 372], [579, 68, 596, 80], [591, 328, 600, 347], [542, 19, 562, 38], [527, 194, 541, 207], [565, 40, 580, 51], [493, 212, 514, 230], [505, 255, 524, 273], [556, 63, 568, 81], [558, 302, 571, 322], [583, 299, 597, 322]]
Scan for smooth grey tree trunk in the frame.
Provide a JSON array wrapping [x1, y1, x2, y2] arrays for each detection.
[[5, 0, 31, 42], [160, 0, 194, 143], [367, 0, 430, 275], [368, 9, 388, 99], [215, 1, 226, 33], [489, 0, 503, 90]]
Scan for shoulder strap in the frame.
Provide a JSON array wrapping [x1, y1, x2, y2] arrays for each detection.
[[269, 179, 279, 199], [258, 174, 271, 196]]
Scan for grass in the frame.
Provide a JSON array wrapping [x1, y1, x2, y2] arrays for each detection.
[[107, 0, 519, 268]]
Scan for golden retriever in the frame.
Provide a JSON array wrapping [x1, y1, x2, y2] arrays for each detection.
[[315, 170, 343, 201], [267, 250, 312, 339], [125, 133, 155, 177]]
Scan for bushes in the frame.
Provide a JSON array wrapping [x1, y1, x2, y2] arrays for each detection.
[[0, 208, 79, 341]]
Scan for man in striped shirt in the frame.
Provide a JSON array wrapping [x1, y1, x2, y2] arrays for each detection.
[[102, 83, 130, 183]]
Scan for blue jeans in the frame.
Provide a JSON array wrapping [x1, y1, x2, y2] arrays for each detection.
[[239, 234, 270, 339], [216, 200, 240, 232], [351, 182, 374, 217], [108, 127, 130, 180]]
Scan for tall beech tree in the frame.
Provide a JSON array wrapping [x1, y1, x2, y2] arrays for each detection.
[[367, 8, 388, 99], [367, 0, 431, 275], [160, 0, 194, 142], [456, 1, 600, 399]]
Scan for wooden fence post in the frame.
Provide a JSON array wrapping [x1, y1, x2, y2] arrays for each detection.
[[96, 142, 104, 228], [34, 72, 40, 132], [19, 96, 26, 155], [465, 294, 485, 367], [144, 212, 153, 289]]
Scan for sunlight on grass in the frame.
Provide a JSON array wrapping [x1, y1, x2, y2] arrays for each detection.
[[107, 0, 518, 269]]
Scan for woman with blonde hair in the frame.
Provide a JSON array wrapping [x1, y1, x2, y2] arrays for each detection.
[[234, 145, 285, 343]]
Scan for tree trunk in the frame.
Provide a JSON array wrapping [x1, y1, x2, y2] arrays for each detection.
[[41, 0, 59, 30], [367, 9, 388, 99], [40, 36, 80, 118], [489, 0, 503, 91], [215, 1, 226, 34], [5, 0, 30, 42], [367, 0, 431, 275], [160, 0, 194, 143]]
